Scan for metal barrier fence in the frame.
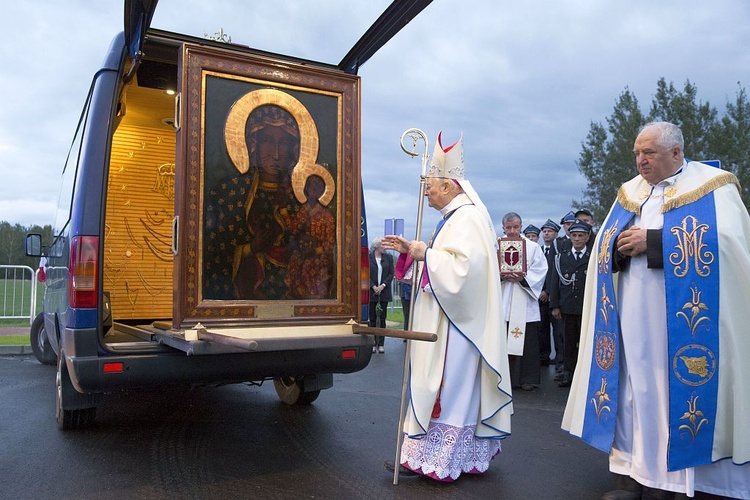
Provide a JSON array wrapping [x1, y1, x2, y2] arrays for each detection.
[[0, 265, 37, 325]]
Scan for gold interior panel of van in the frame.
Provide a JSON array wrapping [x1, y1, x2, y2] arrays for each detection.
[[104, 108, 176, 320]]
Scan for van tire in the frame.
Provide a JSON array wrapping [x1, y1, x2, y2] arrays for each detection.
[[56, 352, 96, 430], [273, 376, 320, 405], [30, 313, 56, 365]]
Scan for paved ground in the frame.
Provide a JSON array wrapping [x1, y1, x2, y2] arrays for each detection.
[[0, 326, 28, 335], [0, 336, 612, 499]]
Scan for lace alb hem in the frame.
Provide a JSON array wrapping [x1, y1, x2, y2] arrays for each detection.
[[401, 422, 501, 482]]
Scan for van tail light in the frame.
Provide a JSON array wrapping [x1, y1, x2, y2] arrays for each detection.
[[360, 245, 370, 305], [102, 362, 124, 373], [69, 236, 99, 308]]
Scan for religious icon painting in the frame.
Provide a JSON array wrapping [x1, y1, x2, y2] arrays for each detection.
[[497, 237, 527, 276], [172, 44, 361, 328]]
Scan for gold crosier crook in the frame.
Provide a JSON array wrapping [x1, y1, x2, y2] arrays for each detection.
[[391, 128, 429, 485], [224, 88, 335, 206]]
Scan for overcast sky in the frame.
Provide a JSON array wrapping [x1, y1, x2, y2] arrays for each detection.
[[2, 1, 749, 240]]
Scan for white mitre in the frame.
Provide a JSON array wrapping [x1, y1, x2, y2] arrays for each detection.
[[427, 131, 466, 179], [428, 132, 496, 244]]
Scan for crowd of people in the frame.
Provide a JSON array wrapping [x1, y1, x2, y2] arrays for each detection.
[[374, 123, 750, 499]]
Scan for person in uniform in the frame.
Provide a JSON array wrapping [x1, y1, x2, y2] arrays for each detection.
[[523, 224, 541, 243], [554, 211, 575, 254], [562, 121, 750, 499], [538, 218, 564, 368], [574, 208, 596, 251], [548, 220, 591, 388], [382, 132, 512, 482]]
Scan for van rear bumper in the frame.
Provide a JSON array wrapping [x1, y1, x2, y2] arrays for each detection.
[[62, 327, 373, 393]]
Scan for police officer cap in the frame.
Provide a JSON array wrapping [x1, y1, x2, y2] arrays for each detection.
[[569, 220, 592, 234], [541, 219, 561, 232], [523, 224, 541, 236], [575, 208, 593, 219], [560, 211, 576, 224]]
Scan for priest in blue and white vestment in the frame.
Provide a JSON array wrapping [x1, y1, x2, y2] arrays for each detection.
[[562, 122, 750, 499]]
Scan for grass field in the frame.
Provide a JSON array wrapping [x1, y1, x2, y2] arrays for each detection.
[[1, 276, 43, 320], [0, 335, 28, 346]]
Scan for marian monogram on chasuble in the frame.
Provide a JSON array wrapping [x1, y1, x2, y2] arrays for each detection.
[[581, 193, 721, 471]]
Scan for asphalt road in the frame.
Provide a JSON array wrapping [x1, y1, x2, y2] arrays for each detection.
[[0, 337, 612, 499]]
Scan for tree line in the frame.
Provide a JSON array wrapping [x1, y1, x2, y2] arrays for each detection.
[[0, 222, 53, 269], [2, 78, 748, 266], [575, 77, 750, 221]]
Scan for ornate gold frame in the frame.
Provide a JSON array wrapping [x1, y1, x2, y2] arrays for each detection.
[[173, 44, 361, 328], [497, 237, 527, 276]]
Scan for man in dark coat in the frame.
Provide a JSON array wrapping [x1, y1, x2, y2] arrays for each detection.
[[369, 237, 394, 353], [549, 220, 591, 387], [538, 218, 563, 369]]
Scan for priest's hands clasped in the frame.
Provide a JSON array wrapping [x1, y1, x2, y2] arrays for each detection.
[[382, 235, 427, 261], [616, 226, 648, 257]]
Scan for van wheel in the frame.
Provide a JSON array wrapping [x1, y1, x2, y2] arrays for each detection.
[[273, 376, 320, 405], [56, 352, 96, 430], [30, 313, 56, 365]]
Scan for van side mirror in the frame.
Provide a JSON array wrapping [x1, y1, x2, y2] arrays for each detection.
[[25, 233, 43, 257]]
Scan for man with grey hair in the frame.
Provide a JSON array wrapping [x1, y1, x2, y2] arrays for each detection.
[[563, 121, 750, 498], [382, 132, 512, 482], [500, 212, 548, 391], [368, 236, 393, 353]]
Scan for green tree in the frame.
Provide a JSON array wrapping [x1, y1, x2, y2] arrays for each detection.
[[709, 84, 750, 206], [0, 221, 54, 267], [575, 78, 749, 216], [648, 78, 718, 160], [575, 88, 645, 222], [0, 221, 25, 265]]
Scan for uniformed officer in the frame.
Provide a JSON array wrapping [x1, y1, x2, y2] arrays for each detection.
[[554, 211, 575, 254], [548, 220, 591, 387], [522, 224, 541, 243], [538, 219, 563, 369]]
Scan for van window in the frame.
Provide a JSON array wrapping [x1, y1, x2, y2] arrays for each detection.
[[53, 85, 93, 239]]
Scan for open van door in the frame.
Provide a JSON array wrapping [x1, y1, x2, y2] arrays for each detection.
[[124, 0, 159, 64]]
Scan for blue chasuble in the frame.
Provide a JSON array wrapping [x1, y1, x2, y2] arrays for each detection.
[[580, 194, 720, 471]]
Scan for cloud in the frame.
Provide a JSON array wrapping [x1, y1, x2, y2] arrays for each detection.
[[1, 0, 749, 248]]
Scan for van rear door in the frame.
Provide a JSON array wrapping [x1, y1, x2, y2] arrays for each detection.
[[124, 0, 158, 62]]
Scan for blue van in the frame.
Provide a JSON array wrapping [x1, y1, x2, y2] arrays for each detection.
[[25, 0, 431, 429]]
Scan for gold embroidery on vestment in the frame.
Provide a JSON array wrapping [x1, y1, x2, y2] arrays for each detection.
[[669, 215, 714, 278], [662, 172, 740, 213], [680, 355, 710, 378], [590, 377, 612, 421], [599, 284, 614, 327], [597, 220, 618, 275], [676, 285, 710, 337], [678, 393, 709, 442]]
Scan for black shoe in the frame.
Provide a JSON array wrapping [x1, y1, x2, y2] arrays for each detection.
[[558, 380, 571, 388], [384, 460, 419, 476], [521, 384, 534, 391], [553, 373, 565, 381]]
